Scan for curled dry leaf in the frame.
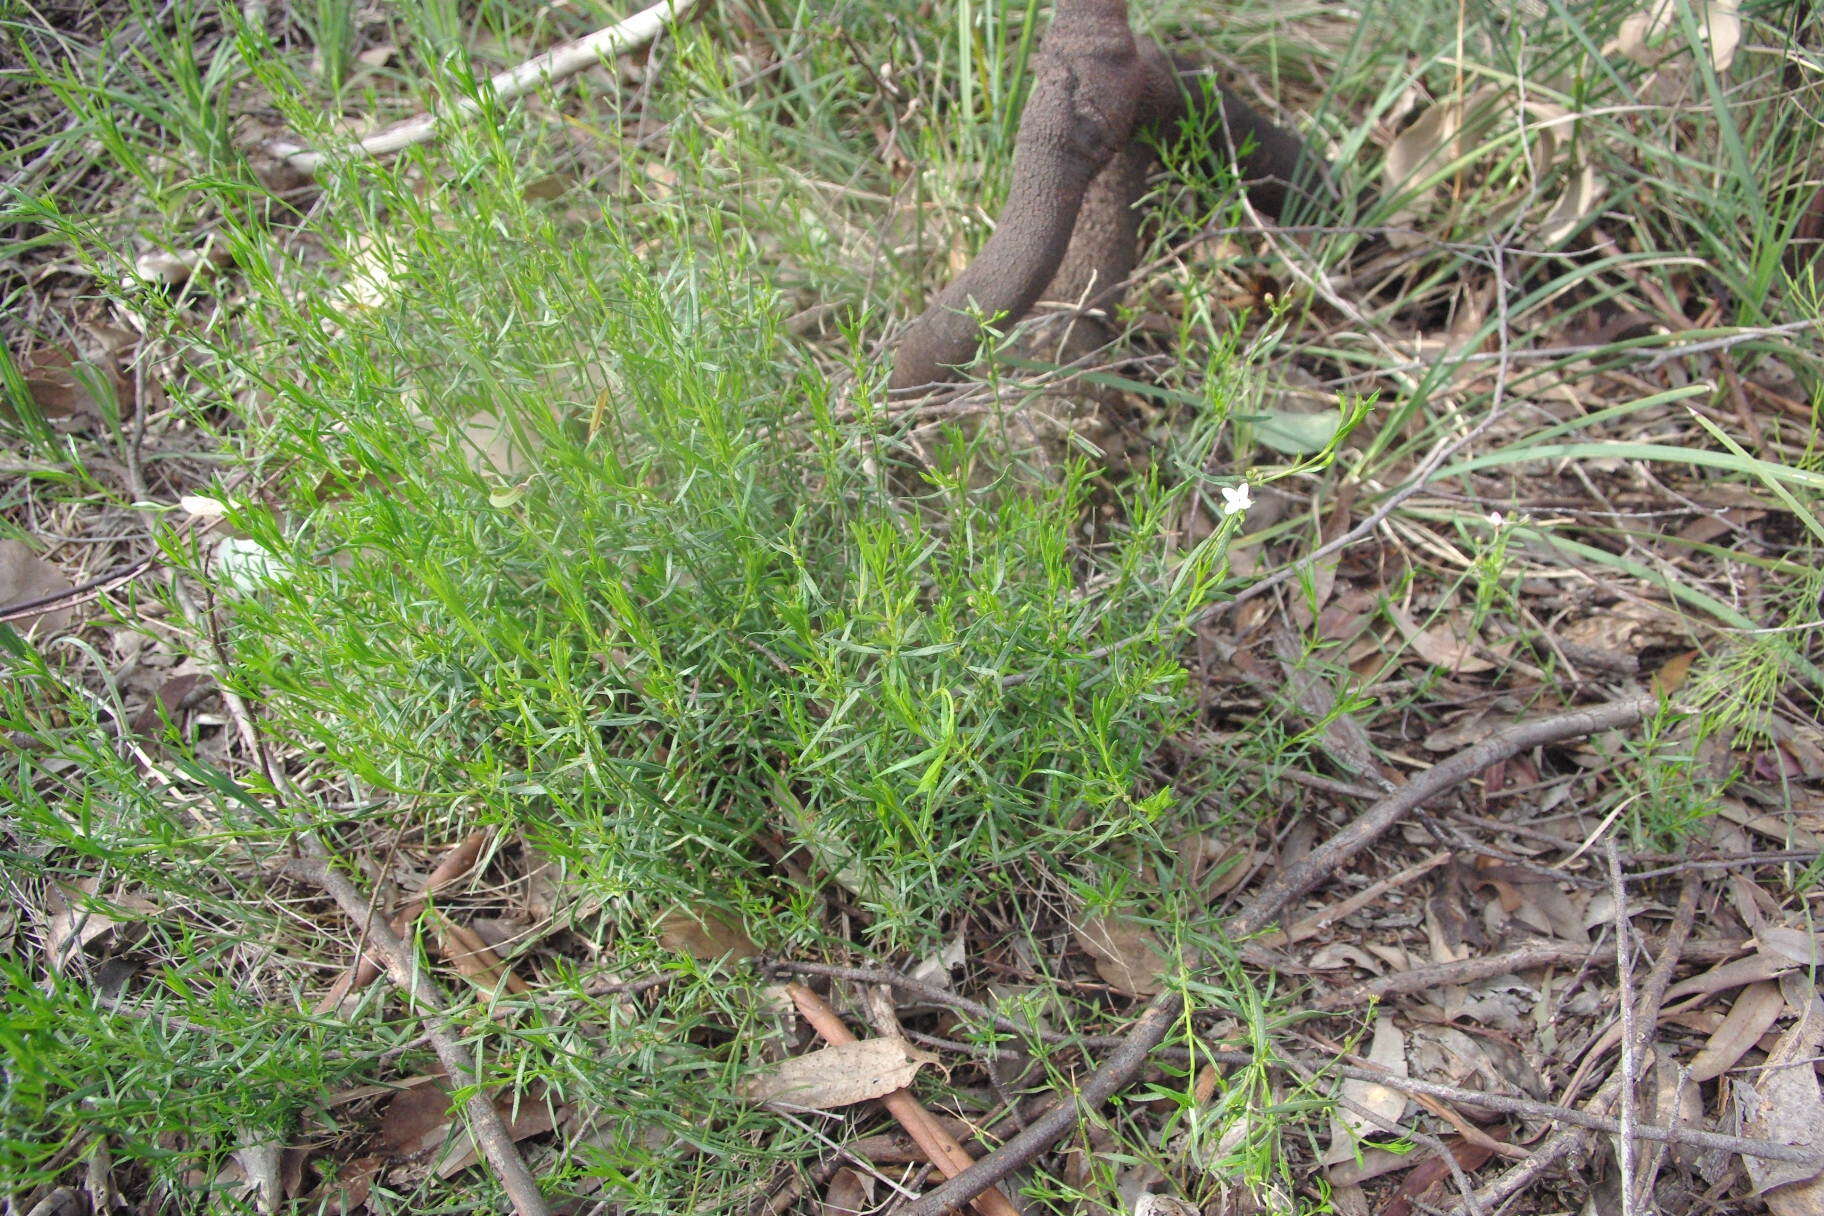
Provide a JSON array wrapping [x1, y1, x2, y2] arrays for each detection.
[[1388, 606, 1496, 675], [1380, 86, 1599, 248], [737, 1037, 938, 1110], [821, 1166, 875, 1216], [1075, 913, 1172, 997], [0, 539, 75, 636], [1648, 1044, 1706, 1171], [1615, 0, 1741, 72], [655, 907, 759, 962], [15, 343, 125, 423]]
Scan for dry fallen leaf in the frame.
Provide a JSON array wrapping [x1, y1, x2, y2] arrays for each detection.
[[1075, 913, 1172, 997], [1615, 0, 1740, 72], [41, 880, 158, 973], [655, 907, 759, 961], [1738, 975, 1824, 1208], [1689, 980, 1786, 1082], [1389, 606, 1495, 674], [821, 1166, 875, 1216], [1322, 1017, 1410, 1166], [15, 343, 122, 423], [738, 1037, 938, 1110], [0, 539, 75, 637]]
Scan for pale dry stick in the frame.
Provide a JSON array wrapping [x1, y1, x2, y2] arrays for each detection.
[[1231, 695, 1655, 933], [166, 587, 549, 1215], [811, 968, 1824, 1168], [289, 854, 551, 1216], [1606, 841, 1639, 1216], [902, 696, 1658, 1216], [0, 558, 155, 624], [782, 983, 1020, 1216], [1262, 851, 1450, 947], [262, 0, 705, 174], [315, 829, 491, 1013], [1313, 935, 1749, 1011], [1449, 872, 1703, 1215], [1290, 1056, 1485, 1216]]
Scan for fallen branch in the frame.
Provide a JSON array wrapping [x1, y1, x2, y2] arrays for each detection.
[[1448, 869, 1704, 1214], [314, 829, 490, 1014], [898, 988, 1180, 1216], [899, 693, 1659, 1215], [262, 0, 704, 175], [289, 852, 551, 1216], [1229, 695, 1657, 934], [783, 984, 1019, 1216], [1313, 935, 1748, 1011], [773, 962, 1824, 1173]]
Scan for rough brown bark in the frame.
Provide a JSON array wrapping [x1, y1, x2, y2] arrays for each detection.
[[888, 1, 1333, 394], [890, 0, 1153, 393]]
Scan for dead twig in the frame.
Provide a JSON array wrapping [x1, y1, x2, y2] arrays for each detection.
[[1231, 695, 1657, 934], [262, 0, 705, 174], [898, 989, 1180, 1216], [1452, 870, 1703, 1214], [899, 694, 1659, 1215], [314, 829, 490, 1013], [288, 852, 551, 1216], [783, 984, 1019, 1216], [1314, 935, 1749, 1011], [1606, 842, 1639, 1216]]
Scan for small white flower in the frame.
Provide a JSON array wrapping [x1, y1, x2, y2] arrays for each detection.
[[1489, 511, 1505, 528], [1221, 482, 1252, 517]]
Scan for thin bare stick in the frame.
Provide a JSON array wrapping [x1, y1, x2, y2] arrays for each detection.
[[783, 984, 1019, 1216], [1450, 871, 1703, 1213], [1606, 842, 1639, 1216], [264, 0, 705, 174], [899, 694, 1659, 1216], [315, 829, 490, 1013], [1230, 695, 1656, 934], [786, 969, 1824, 1168], [899, 990, 1180, 1216], [289, 853, 550, 1216], [1313, 936, 1748, 1011]]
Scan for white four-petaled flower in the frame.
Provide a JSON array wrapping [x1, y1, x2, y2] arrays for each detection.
[[1221, 482, 1252, 517]]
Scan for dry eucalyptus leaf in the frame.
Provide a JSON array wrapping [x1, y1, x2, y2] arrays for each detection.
[[821, 1166, 875, 1216], [377, 1079, 453, 1158], [1537, 162, 1600, 246], [738, 1037, 937, 1110], [1664, 951, 1799, 1003], [0, 540, 74, 637], [1616, 0, 1740, 71], [1075, 914, 1171, 997], [1389, 606, 1495, 674], [42, 881, 159, 972], [1322, 1017, 1409, 1166], [1689, 979, 1787, 1082], [1739, 979, 1824, 1204], [1758, 927, 1824, 968], [1648, 1044, 1707, 1170], [1383, 94, 1480, 208], [433, 1096, 556, 1179], [655, 908, 758, 961], [16, 344, 121, 422], [907, 931, 966, 988]]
